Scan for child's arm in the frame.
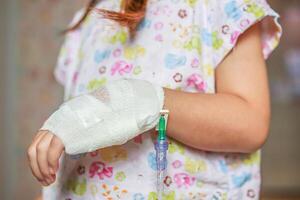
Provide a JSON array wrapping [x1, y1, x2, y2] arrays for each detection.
[[164, 22, 270, 153], [27, 21, 268, 187]]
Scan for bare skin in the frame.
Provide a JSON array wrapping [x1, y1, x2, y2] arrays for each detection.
[[28, 22, 271, 188]]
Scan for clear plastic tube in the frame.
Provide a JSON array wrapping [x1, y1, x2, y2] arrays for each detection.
[[155, 139, 168, 199], [155, 111, 169, 200]]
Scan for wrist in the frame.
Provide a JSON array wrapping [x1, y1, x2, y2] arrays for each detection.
[[161, 87, 171, 111]]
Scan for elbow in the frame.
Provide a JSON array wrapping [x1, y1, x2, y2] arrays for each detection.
[[246, 121, 269, 153], [240, 112, 270, 153]]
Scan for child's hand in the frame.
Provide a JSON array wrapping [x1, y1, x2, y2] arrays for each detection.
[[27, 130, 64, 186], [38, 78, 165, 155]]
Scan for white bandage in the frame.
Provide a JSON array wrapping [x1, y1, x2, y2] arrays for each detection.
[[39, 78, 165, 155]]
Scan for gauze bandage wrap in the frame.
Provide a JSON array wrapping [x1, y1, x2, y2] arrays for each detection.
[[39, 78, 165, 155]]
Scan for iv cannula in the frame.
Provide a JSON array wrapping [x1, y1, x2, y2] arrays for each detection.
[[155, 109, 169, 200]]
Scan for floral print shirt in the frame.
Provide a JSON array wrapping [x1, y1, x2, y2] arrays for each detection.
[[43, 0, 282, 199]]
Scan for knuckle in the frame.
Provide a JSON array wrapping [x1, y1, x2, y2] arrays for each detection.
[[30, 169, 43, 182], [47, 158, 55, 168], [40, 169, 50, 177], [48, 150, 58, 167], [27, 146, 36, 159], [36, 142, 47, 152], [33, 173, 43, 182], [36, 177, 44, 182]]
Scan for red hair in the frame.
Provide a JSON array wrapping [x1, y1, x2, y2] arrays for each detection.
[[64, 0, 148, 40]]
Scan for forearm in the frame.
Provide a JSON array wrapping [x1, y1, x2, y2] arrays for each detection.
[[163, 88, 270, 153]]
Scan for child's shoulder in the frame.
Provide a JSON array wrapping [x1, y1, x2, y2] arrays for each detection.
[[199, 0, 282, 68]]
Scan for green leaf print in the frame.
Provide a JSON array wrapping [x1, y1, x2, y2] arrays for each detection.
[[212, 31, 224, 50], [185, 0, 198, 7], [87, 78, 107, 91], [148, 192, 157, 200], [183, 36, 202, 55], [115, 171, 126, 182], [147, 191, 176, 200], [124, 45, 146, 60], [65, 178, 87, 196], [244, 2, 265, 18], [168, 139, 185, 155], [242, 150, 260, 165], [184, 157, 207, 174], [109, 30, 128, 44]]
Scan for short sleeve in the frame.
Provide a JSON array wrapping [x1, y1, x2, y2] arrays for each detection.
[[205, 0, 282, 69], [53, 9, 85, 86]]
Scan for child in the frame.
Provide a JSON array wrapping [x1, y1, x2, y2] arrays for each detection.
[[27, 0, 282, 199]]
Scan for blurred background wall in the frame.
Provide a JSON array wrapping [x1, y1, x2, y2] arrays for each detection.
[[0, 0, 299, 199]]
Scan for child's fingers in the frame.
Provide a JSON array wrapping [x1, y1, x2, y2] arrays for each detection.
[[36, 132, 54, 185], [27, 131, 48, 185], [48, 135, 64, 175], [32, 130, 47, 141]]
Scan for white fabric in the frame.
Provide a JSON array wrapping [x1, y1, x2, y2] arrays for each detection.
[[43, 0, 282, 199], [40, 78, 165, 154]]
